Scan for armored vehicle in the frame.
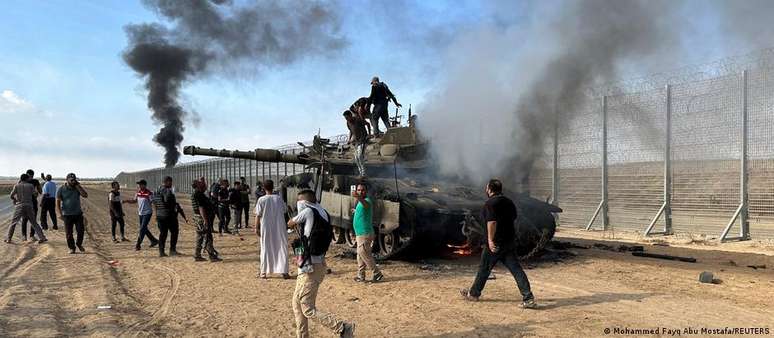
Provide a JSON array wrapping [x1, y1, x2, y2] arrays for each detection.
[[183, 122, 561, 259]]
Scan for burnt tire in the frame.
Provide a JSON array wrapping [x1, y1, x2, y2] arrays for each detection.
[[332, 227, 346, 244], [344, 228, 357, 248], [379, 231, 399, 256]]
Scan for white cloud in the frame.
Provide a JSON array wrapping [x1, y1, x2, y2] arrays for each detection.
[[0, 89, 52, 117]]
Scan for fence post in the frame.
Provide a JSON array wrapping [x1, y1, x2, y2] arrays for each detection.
[[740, 70, 750, 239], [601, 95, 609, 230], [664, 84, 673, 234]]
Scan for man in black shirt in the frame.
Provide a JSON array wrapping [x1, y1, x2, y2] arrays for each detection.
[[367, 76, 401, 136], [344, 110, 368, 177], [239, 177, 251, 228], [217, 179, 232, 235], [153, 176, 183, 257], [460, 179, 537, 309], [191, 178, 221, 262]]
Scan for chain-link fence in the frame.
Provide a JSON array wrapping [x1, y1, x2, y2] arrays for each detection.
[[527, 49, 774, 240], [117, 49, 774, 240]]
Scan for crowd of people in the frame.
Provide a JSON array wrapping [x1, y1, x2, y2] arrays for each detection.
[[3, 77, 537, 337]]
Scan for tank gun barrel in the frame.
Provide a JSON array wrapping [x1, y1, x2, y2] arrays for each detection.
[[183, 146, 305, 163]]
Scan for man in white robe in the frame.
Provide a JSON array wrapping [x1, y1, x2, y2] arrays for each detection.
[[254, 179, 289, 279]]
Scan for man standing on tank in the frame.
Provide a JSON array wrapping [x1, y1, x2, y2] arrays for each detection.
[[367, 76, 401, 136], [459, 179, 537, 309]]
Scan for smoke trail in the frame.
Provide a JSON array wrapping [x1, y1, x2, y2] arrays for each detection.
[[420, 0, 678, 187], [124, 0, 346, 167]]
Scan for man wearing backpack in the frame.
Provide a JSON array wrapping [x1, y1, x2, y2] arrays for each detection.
[[287, 189, 355, 338]]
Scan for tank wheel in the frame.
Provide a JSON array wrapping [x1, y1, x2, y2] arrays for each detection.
[[344, 228, 357, 248], [379, 231, 400, 256], [332, 227, 346, 244]]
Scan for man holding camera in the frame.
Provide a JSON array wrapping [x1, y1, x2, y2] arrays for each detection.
[[57, 173, 88, 253]]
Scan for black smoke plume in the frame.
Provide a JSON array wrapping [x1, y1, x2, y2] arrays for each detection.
[[123, 0, 345, 167]]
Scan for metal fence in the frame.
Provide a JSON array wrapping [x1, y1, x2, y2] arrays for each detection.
[[117, 49, 774, 241], [528, 49, 774, 241]]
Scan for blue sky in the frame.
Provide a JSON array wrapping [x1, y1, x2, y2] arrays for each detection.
[[0, 0, 484, 177], [0, 0, 765, 177]]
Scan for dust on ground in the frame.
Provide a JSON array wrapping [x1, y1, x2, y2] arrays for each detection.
[[1, 186, 772, 337]]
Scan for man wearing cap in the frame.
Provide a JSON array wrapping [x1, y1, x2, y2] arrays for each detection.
[[367, 76, 401, 136], [124, 179, 159, 251], [56, 173, 88, 253], [6, 173, 48, 244]]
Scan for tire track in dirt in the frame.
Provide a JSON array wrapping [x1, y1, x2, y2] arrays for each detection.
[[78, 187, 182, 338]]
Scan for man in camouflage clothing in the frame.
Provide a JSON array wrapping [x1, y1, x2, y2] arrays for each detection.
[[191, 178, 221, 262]]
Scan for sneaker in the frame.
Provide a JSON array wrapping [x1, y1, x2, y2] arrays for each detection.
[[149, 240, 159, 248], [520, 299, 538, 309], [282, 273, 291, 279], [69, 249, 77, 254], [340, 322, 356, 338], [77, 245, 85, 253], [372, 271, 384, 282], [353, 276, 366, 283], [52, 225, 58, 230], [159, 252, 168, 257], [209, 256, 223, 262], [4, 239, 12, 244], [121, 237, 129, 242], [38, 239, 48, 244], [169, 250, 178, 256], [112, 238, 119, 243], [194, 256, 207, 262], [22, 236, 28, 242], [459, 289, 479, 302], [135, 246, 141, 251]]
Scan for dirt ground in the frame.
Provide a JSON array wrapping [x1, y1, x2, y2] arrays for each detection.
[[1, 185, 773, 337]]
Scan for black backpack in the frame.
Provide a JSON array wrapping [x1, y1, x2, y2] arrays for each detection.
[[307, 207, 333, 256]]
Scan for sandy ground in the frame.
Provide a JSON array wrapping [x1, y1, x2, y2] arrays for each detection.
[[1, 185, 773, 337]]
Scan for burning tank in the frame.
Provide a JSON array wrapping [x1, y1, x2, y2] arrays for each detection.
[[183, 121, 561, 260]]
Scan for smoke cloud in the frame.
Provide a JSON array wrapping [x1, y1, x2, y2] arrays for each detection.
[[124, 0, 346, 167], [421, 0, 679, 187]]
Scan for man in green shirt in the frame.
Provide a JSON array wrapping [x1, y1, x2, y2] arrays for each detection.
[[352, 183, 384, 282]]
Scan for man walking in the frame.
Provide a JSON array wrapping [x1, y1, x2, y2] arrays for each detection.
[[57, 173, 88, 253], [153, 176, 182, 257], [287, 190, 355, 338], [123, 179, 158, 251], [191, 178, 221, 262], [21, 169, 42, 239], [40, 174, 58, 230], [109, 181, 128, 243], [352, 183, 384, 282], [239, 177, 251, 228], [459, 179, 537, 309], [254, 180, 289, 279], [367, 76, 401, 136], [217, 179, 232, 235], [5, 173, 48, 244]]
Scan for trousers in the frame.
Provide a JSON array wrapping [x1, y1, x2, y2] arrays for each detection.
[[21, 198, 39, 237], [40, 197, 57, 229], [111, 215, 125, 239], [63, 214, 84, 250], [136, 214, 157, 247], [157, 216, 179, 254], [218, 205, 231, 233], [370, 103, 390, 135], [194, 215, 218, 258], [469, 247, 534, 301], [292, 262, 345, 338], [7, 204, 46, 241], [356, 235, 380, 278]]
